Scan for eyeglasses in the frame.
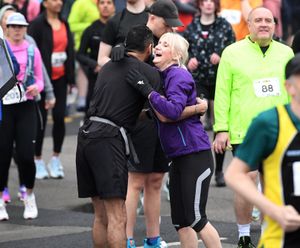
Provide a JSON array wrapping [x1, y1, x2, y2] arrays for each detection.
[[7, 25, 26, 29]]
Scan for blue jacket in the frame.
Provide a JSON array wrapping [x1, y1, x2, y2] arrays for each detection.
[[149, 65, 211, 158]]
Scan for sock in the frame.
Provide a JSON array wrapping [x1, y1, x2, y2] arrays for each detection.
[[146, 236, 160, 245], [237, 224, 250, 238]]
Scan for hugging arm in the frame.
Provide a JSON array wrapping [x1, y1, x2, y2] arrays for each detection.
[[126, 69, 207, 122]]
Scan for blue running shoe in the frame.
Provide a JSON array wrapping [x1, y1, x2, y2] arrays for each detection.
[[127, 238, 136, 248], [144, 237, 168, 248], [48, 157, 64, 179], [35, 160, 49, 179]]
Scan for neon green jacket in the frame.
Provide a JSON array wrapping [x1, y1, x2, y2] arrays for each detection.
[[213, 37, 294, 144], [68, 0, 99, 50]]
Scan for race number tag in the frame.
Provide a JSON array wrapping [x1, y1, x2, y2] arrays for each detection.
[[292, 162, 300, 196], [51, 52, 67, 68], [253, 78, 281, 97], [2, 84, 27, 105], [220, 10, 241, 25]]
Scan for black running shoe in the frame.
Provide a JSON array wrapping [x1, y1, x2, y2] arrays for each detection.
[[237, 236, 256, 248], [215, 171, 226, 187]]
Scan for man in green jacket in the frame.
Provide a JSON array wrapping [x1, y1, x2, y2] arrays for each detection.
[[213, 7, 294, 248]]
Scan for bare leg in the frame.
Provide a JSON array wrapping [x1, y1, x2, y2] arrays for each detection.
[[104, 198, 127, 248], [234, 171, 258, 236], [198, 222, 221, 248], [178, 227, 198, 248], [143, 172, 164, 237], [92, 197, 108, 248], [126, 172, 145, 238]]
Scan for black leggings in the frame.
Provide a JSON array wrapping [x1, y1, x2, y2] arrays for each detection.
[[169, 150, 214, 232], [0, 101, 37, 191], [35, 76, 67, 156]]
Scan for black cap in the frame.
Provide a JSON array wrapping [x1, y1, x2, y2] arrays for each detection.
[[285, 54, 300, 79], [125, 25, 153, 52], [147, 0, 183, 27]]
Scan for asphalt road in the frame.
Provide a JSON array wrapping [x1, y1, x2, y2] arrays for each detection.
[[0, 113, 260, 248]]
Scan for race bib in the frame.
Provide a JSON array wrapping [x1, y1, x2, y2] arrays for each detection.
[[2, 84, 27, 105], [293, 162, 300, 196], [220, 10, 241, 25], [253, 78, 281, 97], [51, 51, 67, 68]]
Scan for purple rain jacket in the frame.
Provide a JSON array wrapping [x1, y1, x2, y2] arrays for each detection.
[[149, 65, 211, 158]]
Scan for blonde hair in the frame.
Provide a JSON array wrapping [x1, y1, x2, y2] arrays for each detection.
[[160, 32, 189, 67]]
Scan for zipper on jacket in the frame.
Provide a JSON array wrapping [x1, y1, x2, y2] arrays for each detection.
[[177, 126, 187, 146]]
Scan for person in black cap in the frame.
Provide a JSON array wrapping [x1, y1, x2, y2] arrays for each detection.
[[147, 0, 183, 27], [225, 53, 300, 248], [75, 24, 205, 248]]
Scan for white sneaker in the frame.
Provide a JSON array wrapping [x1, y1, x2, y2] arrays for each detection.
[[0, 198, 9, 221], [48, 157, 64, 179], [35, 160, 49, 179], [23, 193, 38, 219]]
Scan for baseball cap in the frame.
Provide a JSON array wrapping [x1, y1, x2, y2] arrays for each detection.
[[6, 13, 28, 26], [285, 54, 300, 79], [125, 25, 153, 52], [147, 0, 183, 27]]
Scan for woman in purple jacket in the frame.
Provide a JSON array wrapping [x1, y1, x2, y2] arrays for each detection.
[[126, 32, 221, 248]]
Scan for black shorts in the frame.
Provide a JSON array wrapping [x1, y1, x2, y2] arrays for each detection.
[[169, 150, 214, 232], [76, 120, 128, 199], [128, 119, 170, 173], [196, 84, 216, 100]]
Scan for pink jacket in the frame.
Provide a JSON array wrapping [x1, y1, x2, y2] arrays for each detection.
[[8, 39, 44, 100]]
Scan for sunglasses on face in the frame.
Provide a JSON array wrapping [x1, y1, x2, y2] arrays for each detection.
[[7, 25, 26, 29]]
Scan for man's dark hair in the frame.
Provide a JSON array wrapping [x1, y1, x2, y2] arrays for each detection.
[[125, 25, 153, 52]]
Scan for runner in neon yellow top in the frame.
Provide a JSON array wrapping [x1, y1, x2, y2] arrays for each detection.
[[213, 34, 293, 145], [213, 7, 294, 247], [225, 54, 300, 248]]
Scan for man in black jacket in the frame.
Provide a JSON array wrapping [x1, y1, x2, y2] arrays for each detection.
[[76, 25, 159, 248]]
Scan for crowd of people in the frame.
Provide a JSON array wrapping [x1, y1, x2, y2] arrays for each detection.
[[0, 0, 300, 248]]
